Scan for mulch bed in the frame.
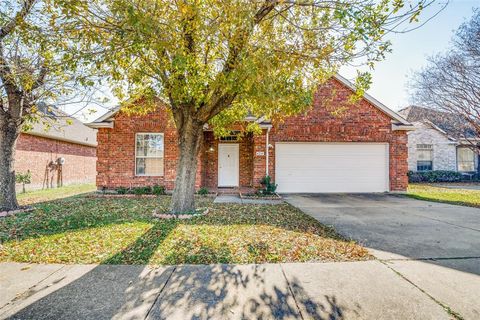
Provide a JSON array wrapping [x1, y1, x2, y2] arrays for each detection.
[[87, 192, 218, 199], [87, 193, 161, 198]]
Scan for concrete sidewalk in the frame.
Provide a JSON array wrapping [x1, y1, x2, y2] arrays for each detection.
[[0, 260, 466, 320]]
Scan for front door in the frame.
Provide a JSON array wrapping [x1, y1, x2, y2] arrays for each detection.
[[218, 144, 239, 187]]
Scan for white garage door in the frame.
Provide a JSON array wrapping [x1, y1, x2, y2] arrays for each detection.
[[275, 143, 389, 193]]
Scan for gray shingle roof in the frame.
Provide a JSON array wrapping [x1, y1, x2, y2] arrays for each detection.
[[398, 106, 477, 139], [24, 106, 97, 147]]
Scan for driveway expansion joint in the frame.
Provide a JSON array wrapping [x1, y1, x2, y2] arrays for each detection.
[[408, 212, 480, 232]]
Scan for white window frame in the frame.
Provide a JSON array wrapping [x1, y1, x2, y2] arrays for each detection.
[[135, 132, 164, 176], [416, 144, 433, 171], [457, 147, 476, 172]]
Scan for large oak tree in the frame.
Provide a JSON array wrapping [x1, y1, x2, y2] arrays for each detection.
[[68, 0, 431, 213]]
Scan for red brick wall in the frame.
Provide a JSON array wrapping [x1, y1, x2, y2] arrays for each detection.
[[95, 106, 205, 190], [203, 132, 253, 188], [96, 78, 408, 192], [97, 106, 176, 189], [15, 133, 97, 191], [261, 78, 408, 191]]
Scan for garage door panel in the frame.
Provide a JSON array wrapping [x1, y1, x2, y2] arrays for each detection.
[[275, 143, 389, 193]]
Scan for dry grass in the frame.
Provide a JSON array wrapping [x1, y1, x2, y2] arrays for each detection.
[[17, 184, 96, 206], [0, 195, 370, 265]]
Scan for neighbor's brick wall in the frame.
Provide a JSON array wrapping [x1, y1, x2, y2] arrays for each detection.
[[259, 78, 409, 191], [406, 122, 457, 171], [15, 133, 96, 191], [96, 105, 204, 190]]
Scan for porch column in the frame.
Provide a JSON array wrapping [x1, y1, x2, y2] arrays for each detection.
[[252, 129, 267, 188]]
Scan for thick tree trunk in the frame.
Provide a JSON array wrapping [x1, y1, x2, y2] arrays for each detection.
[[0, 115, 20, 211], [170, 119, 204, 213]]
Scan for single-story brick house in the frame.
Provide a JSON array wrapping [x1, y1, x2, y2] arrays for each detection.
[[15, 106, 97, 191], [399, 106, 479, 175], [87, 74, 413, 193]]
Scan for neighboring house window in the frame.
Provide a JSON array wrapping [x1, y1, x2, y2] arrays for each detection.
[[135, 133, 164, 176], [417, 144, 433, 171], [457, 147, 475, 172]]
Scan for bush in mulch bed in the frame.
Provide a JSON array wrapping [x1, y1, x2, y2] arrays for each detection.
[[89, 185, 168, 198], [152, 207, 209, 219], [241, 175, 282, 199]]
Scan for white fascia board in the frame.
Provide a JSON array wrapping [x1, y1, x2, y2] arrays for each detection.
[[86, 122, 114, 129], [333, 74, 411, 126], [392, 123, 415, 131], [25, 131, 97, 147]]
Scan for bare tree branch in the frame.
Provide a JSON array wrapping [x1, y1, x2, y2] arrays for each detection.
[[411, 9, 480, 151]]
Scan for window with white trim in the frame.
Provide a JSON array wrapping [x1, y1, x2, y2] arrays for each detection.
[[457, 147, 475, 172], [417, 144, 433, 171], [135, 133, 164, 176]]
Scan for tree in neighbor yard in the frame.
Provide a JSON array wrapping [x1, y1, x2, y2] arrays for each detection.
[[411, 9, 480, 148], [0, 0, 96, 211], [69, 0, 433, 213]]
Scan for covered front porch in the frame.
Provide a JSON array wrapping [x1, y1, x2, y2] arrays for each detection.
[[199, 126, 272, 192]]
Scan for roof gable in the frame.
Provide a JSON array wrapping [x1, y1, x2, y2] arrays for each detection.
[[88, 74, 412, 130], [399, 105, 477, 140]]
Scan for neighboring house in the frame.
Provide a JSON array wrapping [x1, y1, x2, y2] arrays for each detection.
[[15, 106, 97, 191], [399, 106, 479, 174], [87, 75, 413, 193]]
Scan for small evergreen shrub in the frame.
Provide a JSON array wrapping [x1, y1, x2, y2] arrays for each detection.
[[408, 170, 463, 183], [152, 185, 166, 195], [197, 187, 209, 196], [116, 187, 128, 194], [133, 187, 149, 195], [258, 175, 277, 195]]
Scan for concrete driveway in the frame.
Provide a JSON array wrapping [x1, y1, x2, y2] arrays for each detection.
[[285, 193, 480, 319]]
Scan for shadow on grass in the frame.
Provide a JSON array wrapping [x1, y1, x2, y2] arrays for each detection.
[[103, 221, 178, 265], [0, 196, 344, 247], [0, 196, 359, 318], [0, 196, 161, 243]]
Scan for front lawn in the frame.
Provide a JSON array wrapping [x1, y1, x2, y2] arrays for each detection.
[[0, 195, 370, 265], [17, 184, 97, 206], [407, 184, 480, 208]]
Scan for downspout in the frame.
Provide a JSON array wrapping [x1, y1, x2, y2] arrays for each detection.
[[266, 127, 270, 176]]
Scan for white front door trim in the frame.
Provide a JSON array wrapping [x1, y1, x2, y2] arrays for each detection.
[[218, 143, 240, 187]]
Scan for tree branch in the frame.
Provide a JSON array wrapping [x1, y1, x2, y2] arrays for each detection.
[[196, 0, 278, 122], [0, 0, 36, 40]]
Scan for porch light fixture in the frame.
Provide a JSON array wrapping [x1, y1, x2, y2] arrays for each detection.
[[208, 146, 214, 152]]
